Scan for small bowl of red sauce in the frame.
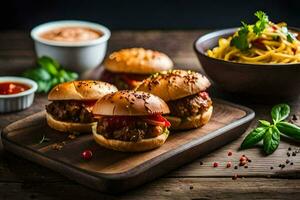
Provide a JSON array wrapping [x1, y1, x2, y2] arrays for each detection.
[[0, 77, 38, 113]]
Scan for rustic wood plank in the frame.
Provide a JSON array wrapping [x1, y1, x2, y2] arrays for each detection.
[[169, 138, 300, 177], [1, 127, 299, 182], [0, 178, 299, 200]]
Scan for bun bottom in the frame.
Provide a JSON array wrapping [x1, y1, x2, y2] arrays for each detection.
[[46, 112, 96, 133], [166, 106, 213, 130], [92, 125, 169, 152]]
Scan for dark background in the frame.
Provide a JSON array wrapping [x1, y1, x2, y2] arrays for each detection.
[[0, 0, 299, 30]]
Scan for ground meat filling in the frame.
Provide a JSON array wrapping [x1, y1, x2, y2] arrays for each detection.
[[96, 117, 165, 142], [167, 92, 212, 118], [46, 101, 94, 123], [100, 70, 149, 90]]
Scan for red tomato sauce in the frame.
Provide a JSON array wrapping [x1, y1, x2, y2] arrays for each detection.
[[0, 82, 30, 95]]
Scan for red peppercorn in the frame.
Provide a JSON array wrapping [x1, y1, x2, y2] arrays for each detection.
[[228, 151, 233, 156], [239, 160, 247, 166], [81, 150, 93, 160], [213, 162, 219, 167], [240, 156, 247, 162], [226, 162, 232, 168]]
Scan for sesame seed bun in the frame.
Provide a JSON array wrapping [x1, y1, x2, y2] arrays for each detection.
[[48, 80, 118, 101], [135, 70, 211, 101], [92, 125, 169, 152], [92, 90, 170, 116], [103, 48, 174, 74]]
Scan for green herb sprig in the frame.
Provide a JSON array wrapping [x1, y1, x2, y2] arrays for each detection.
[[241, 104, 300, 155], [231, 11, 269, 50], [39, 134, 50, 144], [23, 56, 78, 93], [253, 11, 269, 35], [231, 22, 249, 51]]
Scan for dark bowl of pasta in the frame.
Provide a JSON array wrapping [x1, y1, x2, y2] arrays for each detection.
[[194, 27, 300, 99]]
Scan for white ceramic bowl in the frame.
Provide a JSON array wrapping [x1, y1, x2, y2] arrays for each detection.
[[31, 20, 111, 72], [0, 77, 38, 113]]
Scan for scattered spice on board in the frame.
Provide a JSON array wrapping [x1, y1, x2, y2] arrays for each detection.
[[38, 134, 50, 144], [232, 174, 238, 180], [272, 146, 297, 170], [226, 162, 232, 168], [52, 142, 66, 151], [239, 155, 250, 167], [81, 150, 93, 160], [68, 134, 77, 140]]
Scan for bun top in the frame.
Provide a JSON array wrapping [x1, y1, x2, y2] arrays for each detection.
[[135, 70, 211, 101], [92, 90, 170, 116], [103, 48, 174, 74], [48, 80, 118, 101]]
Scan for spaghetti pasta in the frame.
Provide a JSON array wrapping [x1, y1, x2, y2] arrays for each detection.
[[207, 12, 300, 64]]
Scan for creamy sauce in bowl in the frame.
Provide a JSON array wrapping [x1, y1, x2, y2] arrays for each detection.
[[39, 26, 103, 42]]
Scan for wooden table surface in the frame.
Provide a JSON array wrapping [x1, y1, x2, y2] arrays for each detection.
[[0, 30, 300, 200]]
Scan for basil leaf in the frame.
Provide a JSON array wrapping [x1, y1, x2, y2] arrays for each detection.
[[231, 22, 249, 51], [57, 69, 69, 81], [271, 104, 290, 123], [241, 126, 268, 149], [68, 72, 79, 80], [263, 126, 280, 155], [50, 77, 59, 87], [36, 80, 52, 93], [277, 121, 300, 140], [259, 120, 271, 127], [38, 57, 59, 76], [38, 56, 60, 69], [23, 68, 51, 81]]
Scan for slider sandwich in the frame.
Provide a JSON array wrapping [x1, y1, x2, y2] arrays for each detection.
[[92, 90, 171, 152], [46, 80, 117, 133], [100, 48, 173, 89], [136, 70, 213, 130]]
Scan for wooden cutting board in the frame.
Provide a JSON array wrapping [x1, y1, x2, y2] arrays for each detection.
[[1, 99, 254, 193]]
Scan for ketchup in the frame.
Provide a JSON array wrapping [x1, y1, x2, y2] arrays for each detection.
[[0, 82, 30, 95]]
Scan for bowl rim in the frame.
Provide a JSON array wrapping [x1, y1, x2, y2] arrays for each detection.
[[0, 76, 38, 98], [31, 20, 111, 47], [194, 27, 300, 67]]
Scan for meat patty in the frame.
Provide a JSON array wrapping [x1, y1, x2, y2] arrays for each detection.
[[100, 69, 149, 90], [46, 101, 94, 123], [96, 117, 165, 142], [167, 92, 212, 118]]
